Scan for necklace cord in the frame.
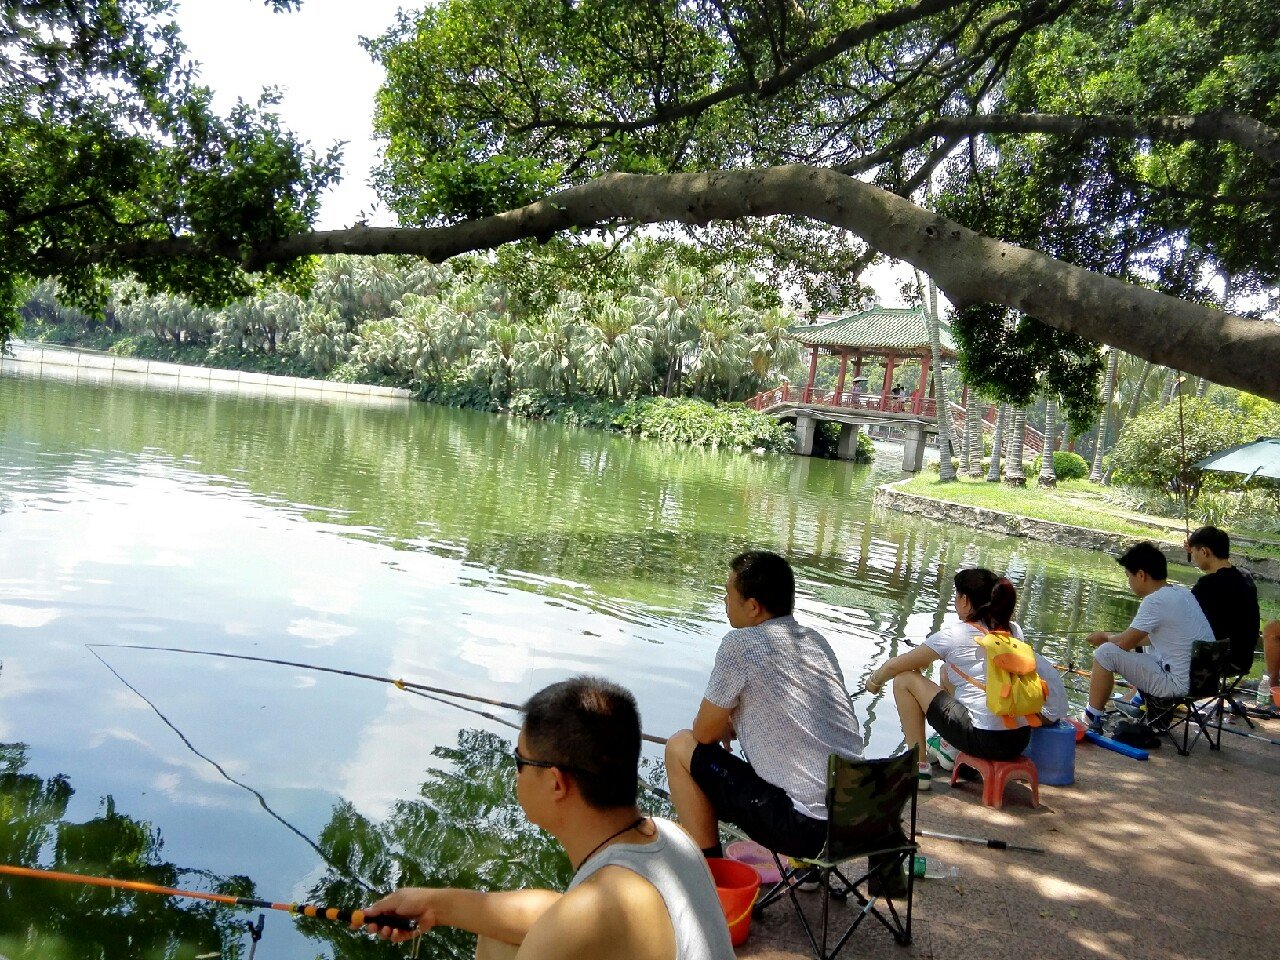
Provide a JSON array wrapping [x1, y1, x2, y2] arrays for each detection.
[[575, 817, 648, 873]]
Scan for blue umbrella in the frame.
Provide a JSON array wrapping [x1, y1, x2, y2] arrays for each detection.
[[1193, 436, 1280, 481]]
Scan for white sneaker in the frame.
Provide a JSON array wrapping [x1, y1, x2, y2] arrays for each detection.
[[917, 761, 932, 791], [926, 734, 957, 771]]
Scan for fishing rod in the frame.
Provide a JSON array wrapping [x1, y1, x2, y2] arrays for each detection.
[[1215, 723, 1280, 748], [86, 647, 373, 893], [88, 643, 670, 746], [0, 863, 416, 931], [918, 829, 1044, 854]]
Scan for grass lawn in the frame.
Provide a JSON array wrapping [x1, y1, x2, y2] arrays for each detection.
[[894, 474, 1280, 562]]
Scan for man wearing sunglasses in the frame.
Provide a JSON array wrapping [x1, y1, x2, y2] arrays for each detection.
[[363, 677, 734, 960]]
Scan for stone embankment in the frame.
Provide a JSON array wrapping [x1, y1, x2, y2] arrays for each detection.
[[1, 340, 413, 405], [875, 478, 1280, 584]]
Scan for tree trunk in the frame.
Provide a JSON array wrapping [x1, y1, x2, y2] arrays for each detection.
[[987, 404, 1007, 482], [922, 274, 955, 482], [1159, 369, 1178, 403], [1038, 397, 1059, 487], [966, 395, 984, 476], [1123, 360, 1154, 422], [1089, 350, 1120, 483], [1004, 407, 1027, 486]]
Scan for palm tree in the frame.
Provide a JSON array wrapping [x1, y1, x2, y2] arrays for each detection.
[[919, 274, 955, 482], [1089, 349, 1120, 482], [468, 322, 525, 402], [1004, 406, 1028, 486], [986, 404, 1007, 482], [521, 298, 584, 394], [1038, 397, 1059, 487], [962, 390, 984, 476], [582, 299, 653, 399]]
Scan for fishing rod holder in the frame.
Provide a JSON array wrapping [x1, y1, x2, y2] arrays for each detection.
[[245, 913, 266, 960]]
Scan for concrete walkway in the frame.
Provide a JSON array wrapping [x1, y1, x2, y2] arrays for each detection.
[[740, 712, 1279, 960]]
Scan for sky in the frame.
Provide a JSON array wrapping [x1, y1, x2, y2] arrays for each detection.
[[172, 0, 913, 306], [175, 0, 408, 230]]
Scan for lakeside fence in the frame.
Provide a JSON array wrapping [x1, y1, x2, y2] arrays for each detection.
[[1, 341, 414, 406]]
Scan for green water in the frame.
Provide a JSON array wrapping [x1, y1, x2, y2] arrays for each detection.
[[1, 372, 1274, 959]]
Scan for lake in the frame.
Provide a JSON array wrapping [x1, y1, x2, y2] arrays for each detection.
[[2, 371, 1273, 959]]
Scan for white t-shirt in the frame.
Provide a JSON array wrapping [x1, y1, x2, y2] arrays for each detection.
[[704, 615, 863, 819], [926, 620, 1035, 731], [1128, 583, 1214, 691]]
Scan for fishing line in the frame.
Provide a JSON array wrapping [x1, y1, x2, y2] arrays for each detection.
[[0, 863, 414, 931], [86, 647, 375, 893], [87, 643, 670, 745]]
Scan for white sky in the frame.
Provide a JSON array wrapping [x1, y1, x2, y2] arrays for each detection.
[[172, 0, 913, 305]]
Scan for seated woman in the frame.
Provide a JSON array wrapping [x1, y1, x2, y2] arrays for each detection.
[[863, 568, 1033, 789]]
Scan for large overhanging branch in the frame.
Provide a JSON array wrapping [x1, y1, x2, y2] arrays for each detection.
[[840, 110, 1280, 175], [54, 165, 1280, 401]]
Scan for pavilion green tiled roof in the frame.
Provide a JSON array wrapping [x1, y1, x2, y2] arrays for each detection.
[[789, 305, 956, 354]]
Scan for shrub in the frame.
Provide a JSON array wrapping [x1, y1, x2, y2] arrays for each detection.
[[1109, 398, 1257, 499], [1029, 450, 1089, 480], [611, 397, 792, 452]]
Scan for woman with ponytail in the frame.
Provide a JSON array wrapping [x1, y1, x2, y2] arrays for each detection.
[[864, 569, 1038, 790]]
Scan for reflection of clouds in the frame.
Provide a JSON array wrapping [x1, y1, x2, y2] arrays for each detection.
[[332, 690, 497, 820], [289, 575, 361, 618], [224, 621, 257, 636], [287, 618, 357, 647], [0, 603, 60, 628]]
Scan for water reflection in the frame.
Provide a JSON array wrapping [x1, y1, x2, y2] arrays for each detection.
[[3, 372, 1278, 960], [304, 729, 672, 960], [0, 743, 248, 960]]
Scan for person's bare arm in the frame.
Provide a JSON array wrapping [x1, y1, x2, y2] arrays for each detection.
[[364, 887, 561, 945], [865, 644, 940, 694], [1088, 627, 1149, 651], [691, 698, 734, 746]]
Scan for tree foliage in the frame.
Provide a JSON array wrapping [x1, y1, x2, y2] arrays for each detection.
[[1, 0, 338, 341], [6, 0, 1280, 405], [1106, 394, 1278, 501]]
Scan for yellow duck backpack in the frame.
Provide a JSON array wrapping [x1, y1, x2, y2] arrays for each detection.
[[952, 630, 1048, 728]]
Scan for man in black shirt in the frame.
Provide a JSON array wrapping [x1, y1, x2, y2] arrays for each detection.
[[1185, 526, 1260, 674]]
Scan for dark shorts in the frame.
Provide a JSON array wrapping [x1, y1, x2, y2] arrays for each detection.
[[690, 742, 826, 859], [927, 691, 1031, 761]]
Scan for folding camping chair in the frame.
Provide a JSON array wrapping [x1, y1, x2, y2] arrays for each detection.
[[753, 750, 918, 960], [1140, 639, 1228, 755]]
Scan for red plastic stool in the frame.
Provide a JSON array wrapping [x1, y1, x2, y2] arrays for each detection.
[[950, 753, 1039, 809]]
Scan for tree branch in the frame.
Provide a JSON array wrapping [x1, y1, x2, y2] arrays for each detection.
[[512, 0, 969, 135], [42, 165, 1280, 401], [838, 110, 1280, 175]]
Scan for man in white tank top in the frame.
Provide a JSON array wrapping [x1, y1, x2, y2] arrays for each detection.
[[362, 677, 734, 960]]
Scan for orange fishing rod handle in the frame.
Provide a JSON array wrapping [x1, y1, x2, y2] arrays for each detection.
[[295, 903, 418, 931]]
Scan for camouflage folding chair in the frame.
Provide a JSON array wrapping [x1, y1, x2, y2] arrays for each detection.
[[1139, 639, 1228, 755], [753, 751, 918, 960]]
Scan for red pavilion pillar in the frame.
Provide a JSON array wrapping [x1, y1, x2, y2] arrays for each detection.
[[835, 353, 849, 405], [880, 353, 897, 411], [916, 354, 930, 414], [805, 347, 819, 403]]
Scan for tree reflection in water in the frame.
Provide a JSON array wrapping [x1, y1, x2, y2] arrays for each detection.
[[305, 729, 674, 960], [0, 743, 251, 960]]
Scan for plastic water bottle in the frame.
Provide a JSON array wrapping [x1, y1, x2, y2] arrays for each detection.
[[912, 855, 960, 880], [1257, 675, 1272, 707]]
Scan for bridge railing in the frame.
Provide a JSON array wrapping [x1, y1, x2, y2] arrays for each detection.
[[746, 383, 938, 417]]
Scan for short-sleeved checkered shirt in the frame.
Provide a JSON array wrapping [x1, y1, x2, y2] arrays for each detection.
[[703, 615, 863, 819]]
